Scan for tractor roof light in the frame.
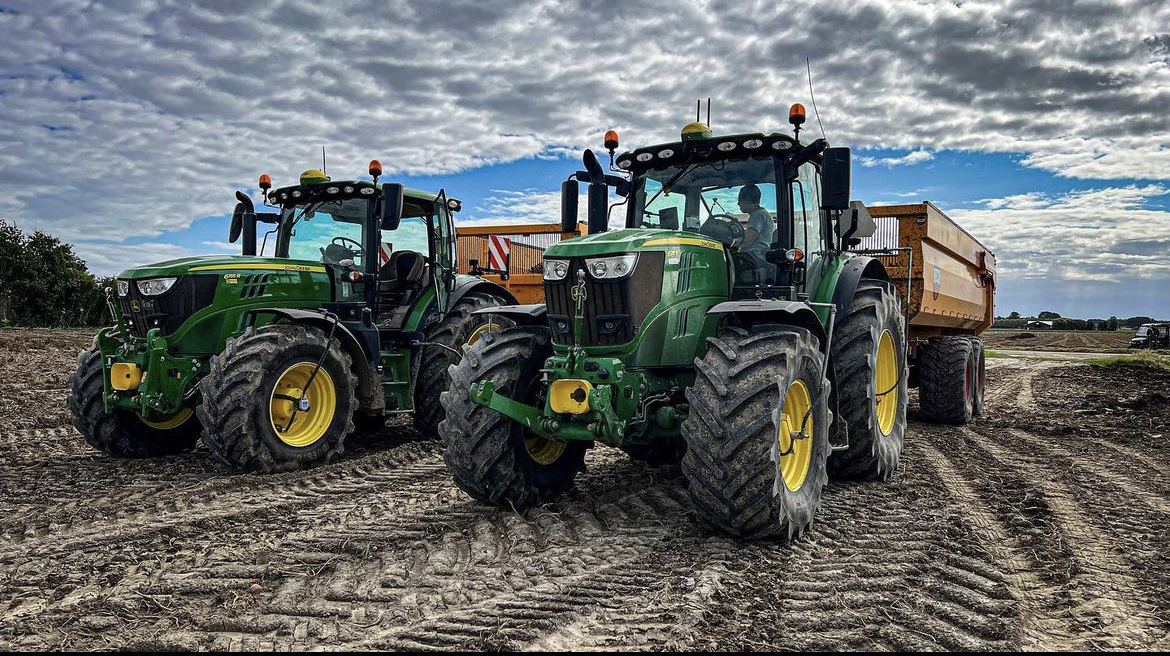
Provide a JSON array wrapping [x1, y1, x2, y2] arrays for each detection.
[[789, 103, 807, 127], [369, 159, 383, 182], [604, 130, 620, 152], [258, 174, 272, 191]]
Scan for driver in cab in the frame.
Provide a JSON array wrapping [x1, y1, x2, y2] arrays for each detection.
[[737, 184, 771, 279]]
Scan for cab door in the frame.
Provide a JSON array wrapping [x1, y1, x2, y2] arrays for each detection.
[[431, 190, 457, 312], [792, 162, 829, 296]]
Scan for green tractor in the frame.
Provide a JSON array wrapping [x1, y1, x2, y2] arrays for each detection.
[[68, 162, 514, 472], [439, 108, 907, 539]]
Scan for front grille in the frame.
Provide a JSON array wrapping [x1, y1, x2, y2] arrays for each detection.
[[544, 252, 664, 346], [118, 275, 219, 337]]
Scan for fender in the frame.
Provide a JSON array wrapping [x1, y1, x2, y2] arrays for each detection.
[[707, 300, 827, 347], [245, 307, 379, 411], [471, 303, 548, 327], [830, 256, 890, 317], [450, 277, 517, 308]]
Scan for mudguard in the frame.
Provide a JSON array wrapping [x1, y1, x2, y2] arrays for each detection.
[[450, 277, 517, 308], [707, 299, 827, 346], [830, 256, 889, 317]]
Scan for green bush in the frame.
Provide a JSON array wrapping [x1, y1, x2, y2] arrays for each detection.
[[0, 219, 110, 327]]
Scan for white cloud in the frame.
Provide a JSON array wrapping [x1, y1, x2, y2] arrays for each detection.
[[858, 151, 935, 168], [0, 0, 1167, 251]]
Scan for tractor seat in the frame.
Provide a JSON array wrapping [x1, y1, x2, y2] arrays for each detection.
[[378, 250, 428, 294]]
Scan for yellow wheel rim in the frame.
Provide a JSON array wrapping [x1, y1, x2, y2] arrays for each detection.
[[467, 322, 500, 345], [269, 363, 337, 447], [778, 379, 814, 492], [140, 406, 194, 430], [875, 330, 899, 435], [524, 434, 567, 465]]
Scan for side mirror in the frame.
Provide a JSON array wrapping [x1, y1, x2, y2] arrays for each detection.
[[838, 200, 877, 245], [380, 183, 404, 231], [821, 147, 851, 211], [560, 179, 579, 232], [447, 198, 462, 213]]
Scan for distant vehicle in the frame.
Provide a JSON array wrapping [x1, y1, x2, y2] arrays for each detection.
[[1129, 323, 1170, 349]]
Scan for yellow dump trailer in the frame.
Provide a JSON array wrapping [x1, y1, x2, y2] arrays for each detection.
[[455, 223, 586, 303], [857, 201, 996, 335], [854, 201, 997, 422]]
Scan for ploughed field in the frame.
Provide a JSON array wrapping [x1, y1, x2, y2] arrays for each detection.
[[1, 328, 1168, 650], [982, 329, 1135, 353]]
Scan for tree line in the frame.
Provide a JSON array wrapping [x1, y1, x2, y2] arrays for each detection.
[[0, 219, 113, 327], [993, 310, 1161, 331]]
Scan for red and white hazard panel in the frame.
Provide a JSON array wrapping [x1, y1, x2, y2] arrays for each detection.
[[487, 235, 510, 271], [379, 242, 393, 266]]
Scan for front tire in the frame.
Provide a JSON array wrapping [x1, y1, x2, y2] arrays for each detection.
[[197, 324, 357, 473], [438, 326, 587, 509], [680, 325, 831, 540], [414, 292, 509, 436], [68, 347, 202, 457], [827, 279, 908, 481]]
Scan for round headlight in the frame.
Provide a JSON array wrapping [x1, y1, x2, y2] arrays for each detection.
[[717, 141, 736, 151], [657, 148, 675, 159], [280, 192, 288, 200], [344, 186, 354, 193], [292, 190, 302, 198], [636, 152, 653, 162], [744, 139, 763, 149], [613, 260, 631, 276], [360, 187, 375, 195], [773, 140, 793, 151], [589, 260, 608, 277], [617, 158, 632, 170]]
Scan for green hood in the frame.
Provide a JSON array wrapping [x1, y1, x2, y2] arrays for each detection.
[[545, 228, 724, 258], [118, 255, 329, 279]]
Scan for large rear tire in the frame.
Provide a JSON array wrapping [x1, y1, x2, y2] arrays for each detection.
[[438, 326, 587, 509], [197, 324, 357, 473], [680, 325, 831, 540], [918, 336, 974, 424], [414, 292, 509, 436], [68, 347, 202, 457], [827, 279, 908, 481], [970, 336, 986, 416]]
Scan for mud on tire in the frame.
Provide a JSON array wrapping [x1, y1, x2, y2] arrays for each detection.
[[438, 325, 587, 509], [680, 325, 831, 540], [919, 335, 975, 425], [970, 336, 986, 416], [414, 291, 509, 436], [827, 279, 908, 481], [197, 324, 357, 473], [68, 347, 202, 457]]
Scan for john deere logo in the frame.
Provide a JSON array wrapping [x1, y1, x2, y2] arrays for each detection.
[[130, 300, 141, 312]]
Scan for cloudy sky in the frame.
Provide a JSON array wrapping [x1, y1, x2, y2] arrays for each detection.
[[2, 0, 1168, 318]]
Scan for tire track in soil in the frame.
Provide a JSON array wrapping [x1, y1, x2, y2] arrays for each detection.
[[933, 423, 1164, 649]]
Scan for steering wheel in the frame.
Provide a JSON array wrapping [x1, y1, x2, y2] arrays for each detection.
[[698, 213, 746, 247], [320, 236, 363, 265]]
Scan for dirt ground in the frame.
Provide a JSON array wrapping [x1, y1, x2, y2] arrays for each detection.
[[981, 329, 1135, 353], [2, 328, 1169, 651]]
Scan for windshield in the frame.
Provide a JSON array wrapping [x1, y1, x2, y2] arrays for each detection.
[[281, 198, 369, 266], [1137, 326, 1149, 336], [631, 157, 778, 236]]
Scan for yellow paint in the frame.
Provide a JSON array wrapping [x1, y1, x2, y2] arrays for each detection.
[[110, 362, 143, 391], [524, 434, 567, 465], [269, 363, 337, 447], [189, 263, 327, 273], [467, 322, 500, 346], [643, 237, 722, 250], [778, 379, 813, 492], [549, 379, 592, 415], [875, 330, 899, 435], [140, 406, 194, 430]]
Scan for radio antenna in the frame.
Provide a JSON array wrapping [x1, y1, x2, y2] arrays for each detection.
[[321, 146, 327, 175], [696, 99, 701, 123], [806, 58, 826, 139], [706, 98, 711, 128]]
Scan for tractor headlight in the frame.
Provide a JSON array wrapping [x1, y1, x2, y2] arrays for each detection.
[[136, 277, 178, 296], [585, 254, 637, 279], [542, 259, 569, 281], [116, 280, 129, 297]]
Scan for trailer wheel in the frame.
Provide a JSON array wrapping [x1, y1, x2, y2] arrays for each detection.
[[827, 279, 908, 481], [680, 325, 830, 540], [970, 337, 986, 416], [197, 324, 357, 473], [439, 326, 587, 509], [68, 347, 202, 457], [415, 292, 510, 436], [918, 336, 974, 424]]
